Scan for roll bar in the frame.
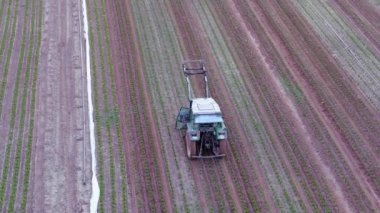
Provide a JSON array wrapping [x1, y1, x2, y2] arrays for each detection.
[[182, 60, 209, 101]]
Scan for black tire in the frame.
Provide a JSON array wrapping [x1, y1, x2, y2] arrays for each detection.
[[219, 140, 227, 155], [186, 133, 196, 160]]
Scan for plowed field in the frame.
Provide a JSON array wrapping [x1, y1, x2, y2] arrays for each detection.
[[0, 0, 379, 212]]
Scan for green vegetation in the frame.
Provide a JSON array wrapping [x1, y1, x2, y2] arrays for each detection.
[[86, 0, 106, 211], [280, 75, 304, 102], [0, 0, 23, 207], [21, 1, 43, 211], [0, 0, 19, 116], [8, 0, 35, 210]]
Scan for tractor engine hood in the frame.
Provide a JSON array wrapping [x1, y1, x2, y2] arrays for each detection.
[[194, 114, 224, 124]]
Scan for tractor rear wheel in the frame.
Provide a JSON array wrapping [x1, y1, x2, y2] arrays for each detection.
[[185, 133, 196, 159], [219, 140, 227, 155]]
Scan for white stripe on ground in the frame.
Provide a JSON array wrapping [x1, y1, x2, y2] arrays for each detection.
[[81, 0, 100, 212]]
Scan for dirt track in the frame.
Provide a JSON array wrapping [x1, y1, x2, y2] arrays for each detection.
[[0, 0, 379, 212]]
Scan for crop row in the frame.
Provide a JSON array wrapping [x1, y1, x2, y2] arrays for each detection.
[[86, 17, 106, 213], [0, 0, 42, 211], [131, 0, 199, 211], [86, 0, 116, 212], [87, 0, 130, 211], [183, 1, 259, 210], [20, 0, 43, 211], [229, 0, 378, 210], [226, 0, 348, 210], [0, 0, 29, 209], [113, 0, 177, 211], [270, 1, 379, 208], [8, 0, 40, 211], [291, 0, 380, 108], [130, 1, 175, 211], [165, 0, 277, 210], [92, 0, 117, 211], [98, 0, 129, 210], [204, 0, 338, 210], [139, 1, 191, 211], [198, 0, 303, 210], [168, 1, 253, 211], [0, 0, 8, 25], [0, 0, 18, 117]]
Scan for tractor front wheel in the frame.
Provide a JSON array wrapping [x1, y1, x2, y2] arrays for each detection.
[[185, 133, 196, 159], [219, 140, 227, 155]]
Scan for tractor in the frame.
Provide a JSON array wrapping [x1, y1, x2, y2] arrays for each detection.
[[175, 60, 227, 159]]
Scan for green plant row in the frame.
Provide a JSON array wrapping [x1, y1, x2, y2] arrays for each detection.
[[0, 0, 13, 58], [0, 0, 18, 116], [0, 0, 8, 35], [98, 0, 129, 211], [20, 0, 43, 211], [231, 0, 335, 210], [130, 1, 177, 211], [89, 24, 106, 213], [192, 1, 268, 210], [8, 0, 37, 211], [110, 1, 135, 211], [263, 0, 375, 209], [137, 1, 184, 211], [85, 0, 106, 212], [0, 0, 25, 208], [90, 0, 118, 211], [204, 0, 317, 210]]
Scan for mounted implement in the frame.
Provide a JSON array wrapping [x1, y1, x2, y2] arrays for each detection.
[[175, 60, 227, 159]]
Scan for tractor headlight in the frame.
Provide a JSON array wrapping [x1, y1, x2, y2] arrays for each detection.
[[189, 131, 200, 140], [217, 131, 227, 140]]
